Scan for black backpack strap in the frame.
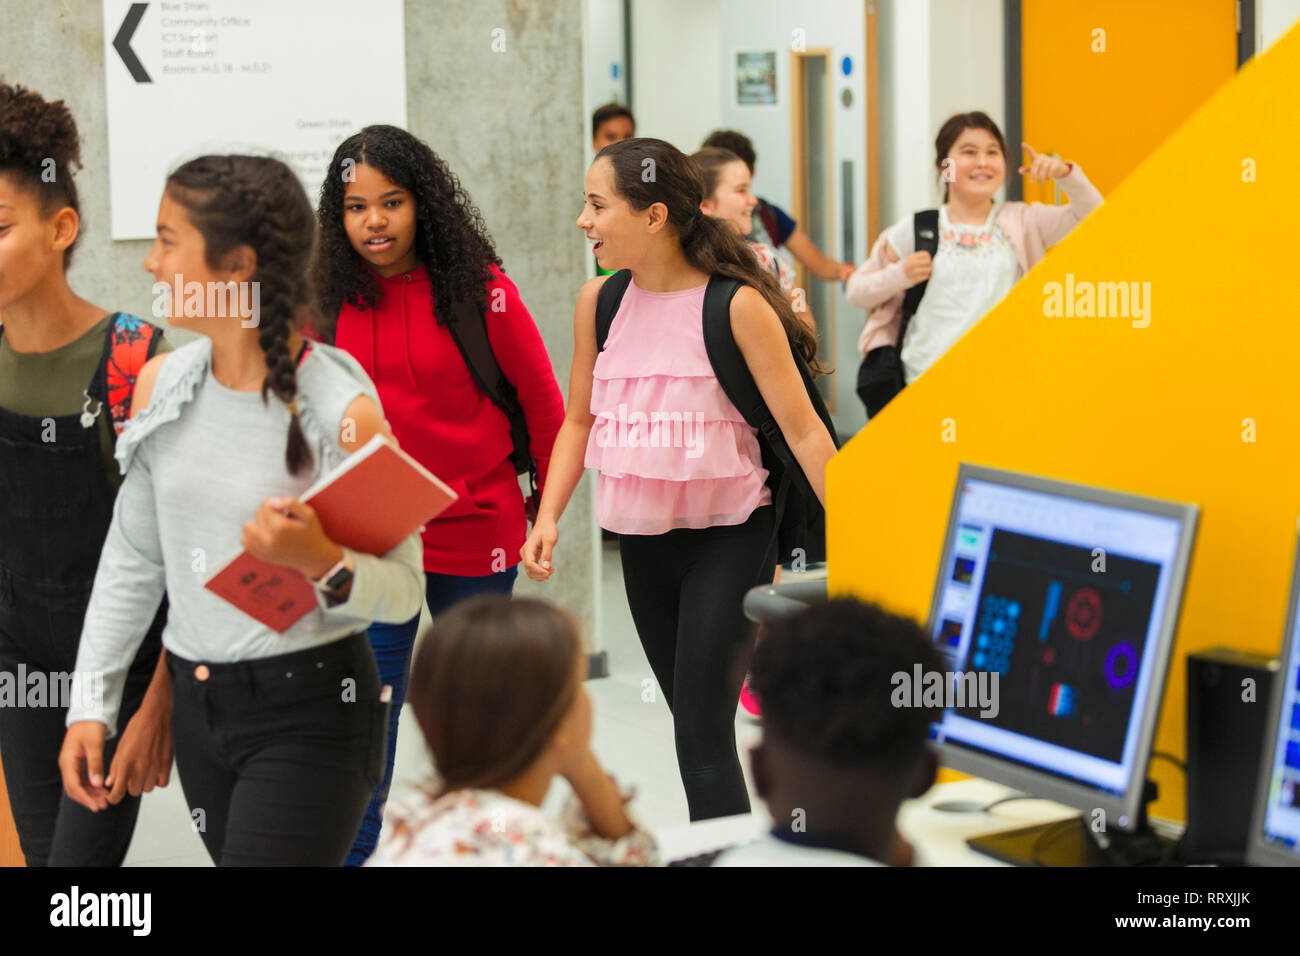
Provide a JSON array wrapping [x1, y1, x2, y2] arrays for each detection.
[[897, 208, 939, 356], [701, 277, 777, 440], [442, 293, 536, 495], [594, 269, 633, 351], [700, 276, 800, 561], [444, 296, 507, 409]]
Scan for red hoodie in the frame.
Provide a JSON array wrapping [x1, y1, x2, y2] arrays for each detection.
[[335, 264, 564, 576]]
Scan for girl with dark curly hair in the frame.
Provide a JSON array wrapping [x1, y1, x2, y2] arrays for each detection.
[[521, 138, 837, 821], [0, 82, 172, 866], [60, 154, 425, 866], [312, 125, 565, 864]]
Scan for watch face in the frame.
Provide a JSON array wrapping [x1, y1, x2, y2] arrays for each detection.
[[324, 566, 353, 591]]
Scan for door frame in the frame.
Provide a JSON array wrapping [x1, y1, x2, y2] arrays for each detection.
[[789, 46, 838, 411]]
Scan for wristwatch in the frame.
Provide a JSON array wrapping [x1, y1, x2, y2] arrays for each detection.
[[313, 551, 355, 605]]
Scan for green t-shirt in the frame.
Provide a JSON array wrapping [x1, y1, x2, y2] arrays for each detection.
[[0, 313, 172, 490]]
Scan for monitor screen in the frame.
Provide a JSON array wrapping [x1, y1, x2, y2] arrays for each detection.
[[1254, 543, 1300, 862], [928, 468, 1193, 806]]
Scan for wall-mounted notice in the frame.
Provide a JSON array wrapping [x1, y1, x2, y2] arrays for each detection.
[[102, 0, 406, 240], [735, 51, 777, 107]]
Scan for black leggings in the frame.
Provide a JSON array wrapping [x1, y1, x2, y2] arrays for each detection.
[[618, 505, 777, 821], [167, 632, 388, 866]]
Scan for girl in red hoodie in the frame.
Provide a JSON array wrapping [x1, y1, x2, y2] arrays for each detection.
[[312, 125, 565, 865]]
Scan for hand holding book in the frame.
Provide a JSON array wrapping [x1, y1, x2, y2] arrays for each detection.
[[241, 496, 345, 583], [205, 434, 458, 631]]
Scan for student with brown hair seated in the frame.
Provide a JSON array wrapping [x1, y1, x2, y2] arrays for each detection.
[[366, 595, 657, 866]]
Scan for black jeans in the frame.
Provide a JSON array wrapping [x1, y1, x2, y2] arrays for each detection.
[[0, 596, 160, 867], [167, 632, 388, 866], [618, 506, 777, 821]]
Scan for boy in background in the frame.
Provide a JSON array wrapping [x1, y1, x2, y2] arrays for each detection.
[[592, 102, 635, 152], [591, 103, 636, 279]]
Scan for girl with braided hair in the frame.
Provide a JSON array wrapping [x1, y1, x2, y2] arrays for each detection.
[[312, 125, 564, 864], [0, 81, 172, 867], [60, 154, 424, 866]]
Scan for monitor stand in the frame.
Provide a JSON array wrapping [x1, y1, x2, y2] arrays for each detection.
[[967, 780, 1175, 866]]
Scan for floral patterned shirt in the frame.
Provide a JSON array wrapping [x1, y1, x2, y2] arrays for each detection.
[[364, 785, 659, 867], [750, 240, 795, 293]]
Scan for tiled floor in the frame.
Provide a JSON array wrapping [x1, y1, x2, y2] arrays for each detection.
[[122, 541, 789, 865]]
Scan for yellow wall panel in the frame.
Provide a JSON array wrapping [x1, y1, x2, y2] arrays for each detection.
[[829, 20, 1300, 824], [1021, 0, 1237, 203]]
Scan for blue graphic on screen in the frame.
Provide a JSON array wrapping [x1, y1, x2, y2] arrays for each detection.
[[948, 529, 1161, 763]]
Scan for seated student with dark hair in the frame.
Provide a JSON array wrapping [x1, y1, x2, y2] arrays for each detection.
[[714, 598, 944, 866], [366, 595, 657, 867], [701, 128, 854, 283]]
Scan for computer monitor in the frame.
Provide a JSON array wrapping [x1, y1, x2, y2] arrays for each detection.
[[924, 465, 1198, 854], [1248, 528, 1300, 866]]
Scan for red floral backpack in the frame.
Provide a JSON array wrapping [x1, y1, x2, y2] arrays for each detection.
[[87, 313, 165, 437]]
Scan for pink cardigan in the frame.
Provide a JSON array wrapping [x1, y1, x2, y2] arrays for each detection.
[[848, 165, 1103, 356]]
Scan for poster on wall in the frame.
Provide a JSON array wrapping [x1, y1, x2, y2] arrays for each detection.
[[735, 51, 777, 107], [101, 0, 407, 240]]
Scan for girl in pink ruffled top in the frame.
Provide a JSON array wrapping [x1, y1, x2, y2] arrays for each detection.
[[521, 138, 837, 821]]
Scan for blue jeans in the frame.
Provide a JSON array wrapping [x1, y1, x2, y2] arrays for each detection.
[[345, 564, 518, 866]]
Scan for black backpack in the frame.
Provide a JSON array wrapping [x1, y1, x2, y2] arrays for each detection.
[[855, 208, 938, 418], [595, 270, 839, 566], [442, 294, 538, 517]]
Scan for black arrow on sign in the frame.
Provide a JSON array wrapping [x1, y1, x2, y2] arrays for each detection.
[[113, 3, 152, 83]]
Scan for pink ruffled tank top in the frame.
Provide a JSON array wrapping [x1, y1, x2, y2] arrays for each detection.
[[584, 278, 772, 534]]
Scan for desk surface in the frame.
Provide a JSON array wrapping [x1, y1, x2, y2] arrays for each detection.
[[655, 778, 1082, 865]]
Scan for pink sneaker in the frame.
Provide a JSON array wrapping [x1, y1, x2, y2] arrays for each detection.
[[739, 676, 761, 716]]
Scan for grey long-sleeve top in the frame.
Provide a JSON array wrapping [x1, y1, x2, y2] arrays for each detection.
[[67, 338, 424, 735]]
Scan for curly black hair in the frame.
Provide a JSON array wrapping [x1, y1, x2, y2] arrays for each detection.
[[0, 82, 83, 265], [750, 598, 945, 772], [311, 125, 502, 341]]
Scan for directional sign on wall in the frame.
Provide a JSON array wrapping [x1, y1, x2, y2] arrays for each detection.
[[101, 0, 406, 240]]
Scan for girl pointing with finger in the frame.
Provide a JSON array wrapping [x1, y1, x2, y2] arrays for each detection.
[[848, 112, 1103, 416]]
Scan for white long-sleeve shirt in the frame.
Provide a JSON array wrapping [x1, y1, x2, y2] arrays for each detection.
[[67, 338, 423, 736]]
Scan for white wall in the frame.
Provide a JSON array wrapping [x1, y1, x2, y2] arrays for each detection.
[[713, 0, 869, 433], [629, 0, 722, 149], [1259, 0, 1300, 51], [878, 0, 932, 234], [715, 0, 866, 240], [583, 0, 628, 133], [880, 0, 1004, 231]]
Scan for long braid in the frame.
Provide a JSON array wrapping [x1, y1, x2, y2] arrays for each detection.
[[168, 155, 319, 475], [248, 176, 313, 474]]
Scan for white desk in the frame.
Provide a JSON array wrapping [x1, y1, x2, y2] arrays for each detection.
[[655, 777, 1083, 865]]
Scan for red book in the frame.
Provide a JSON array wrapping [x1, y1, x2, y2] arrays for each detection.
[[204, 435, 457, 632]]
